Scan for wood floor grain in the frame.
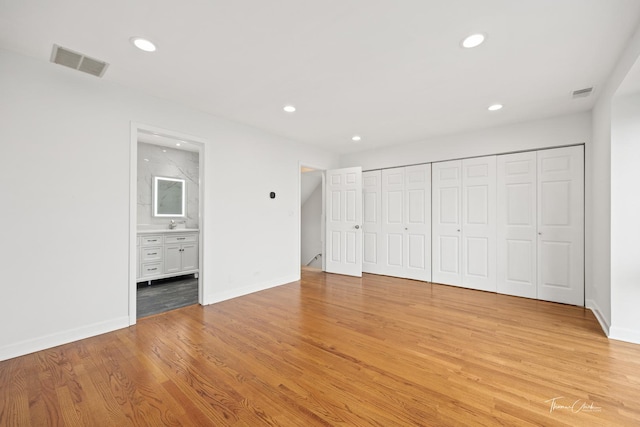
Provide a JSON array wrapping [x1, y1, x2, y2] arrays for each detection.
[[2, 269, 640, 426]]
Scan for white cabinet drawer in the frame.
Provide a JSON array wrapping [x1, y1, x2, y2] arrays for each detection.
[[141, 246, 162, 262], [141, 262, 162, 277], [141, 235, 163, 246], [165, 234, 197, 244]]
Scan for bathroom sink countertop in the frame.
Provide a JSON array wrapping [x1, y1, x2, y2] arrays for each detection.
[[137, 228, 199, 234]]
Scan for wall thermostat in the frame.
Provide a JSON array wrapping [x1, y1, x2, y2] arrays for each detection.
[[270, 192, 276, 199]]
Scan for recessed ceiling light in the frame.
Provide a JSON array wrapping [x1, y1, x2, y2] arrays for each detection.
[[283, 105, 296, 113], [462, 33, 485, 48], [162, 149, 167, 153], [352, 135, 362, 142], [488, 104, 503, 111], [130, 37, 156, 52], [176, 143, 181, 147]]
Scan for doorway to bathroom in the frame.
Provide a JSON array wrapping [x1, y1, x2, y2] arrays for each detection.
[[129, 124, 206, 323]]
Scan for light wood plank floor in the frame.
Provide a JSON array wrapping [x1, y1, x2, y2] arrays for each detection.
[[2, 269, 640, 426]]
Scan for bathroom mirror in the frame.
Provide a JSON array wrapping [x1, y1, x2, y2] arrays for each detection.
[[153, 176, 186, 217]]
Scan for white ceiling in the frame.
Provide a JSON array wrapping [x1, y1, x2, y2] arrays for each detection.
[[138, 131, 200, 152], [1, 0, 639, 154]]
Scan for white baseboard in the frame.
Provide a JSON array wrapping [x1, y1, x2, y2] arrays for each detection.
[[0, 316, 129, 362], [203, 274, 299, 305], [609, 326, 640, 345], [585, 299, 610, 337]]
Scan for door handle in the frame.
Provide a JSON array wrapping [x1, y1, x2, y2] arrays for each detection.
[[355, 225, 360, 229]]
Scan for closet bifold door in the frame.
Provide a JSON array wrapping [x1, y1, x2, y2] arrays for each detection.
[[497, 151, 537, 299], [404, 164, 431, 281], [537, 146, 584, 306], [497, 146, 584, 306], [380, 164, 431, 281], [432, 157, 496, 291], [362, 170, 382, 275], [432, 160, 463, 286], [381, 167, 406, 278], [461, 156, 497, 292]]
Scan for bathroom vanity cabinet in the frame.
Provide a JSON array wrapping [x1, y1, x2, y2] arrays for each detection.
[[137, 230, 199, 283]]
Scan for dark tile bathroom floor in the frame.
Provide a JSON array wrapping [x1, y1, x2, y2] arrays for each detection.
[[137, 275, 198, 319]]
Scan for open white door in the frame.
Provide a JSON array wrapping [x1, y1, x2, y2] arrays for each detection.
[[325, 167, 363, 277]]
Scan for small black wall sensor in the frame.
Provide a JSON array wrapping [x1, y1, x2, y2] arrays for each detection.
[[270, 192, 276, 199]]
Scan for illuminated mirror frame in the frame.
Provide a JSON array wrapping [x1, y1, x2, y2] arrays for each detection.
[[153, 176, 186, 217]]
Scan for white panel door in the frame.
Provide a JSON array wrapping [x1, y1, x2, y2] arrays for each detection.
[[362, 170, 382, 275], [537, 146, 584, 306], [462, 156, 496, 292], [404, 164, 431, 281], [381, 167, 406, 277], [432, 160, 462, 286], [497, 151, 537, 298], [325, 167, 363, 277]]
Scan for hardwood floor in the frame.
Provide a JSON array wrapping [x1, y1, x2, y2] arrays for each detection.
[[2, 269, 640, 426]]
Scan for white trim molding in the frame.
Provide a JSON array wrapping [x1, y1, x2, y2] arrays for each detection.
[[0, 317, 129, 362], [203, 275, 299, 306], [585, 299, 610, 337], [609, 326, 640, 345]]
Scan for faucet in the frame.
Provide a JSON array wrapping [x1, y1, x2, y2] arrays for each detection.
[[169, 220, 177, 229]]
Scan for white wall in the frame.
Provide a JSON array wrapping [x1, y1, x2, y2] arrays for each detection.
[[0, 49, 339, 361], [611, 91, 640, 343], [301, 183, 322, 267], [340, 113, 590, 171], [590, 24, 640, 341]]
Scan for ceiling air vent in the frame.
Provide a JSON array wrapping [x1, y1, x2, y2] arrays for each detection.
[[572, 87, 593, 99], [50, 44, 109, 77]]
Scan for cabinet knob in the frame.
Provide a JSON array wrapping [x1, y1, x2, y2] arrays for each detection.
[[355, 225, 360, 229]]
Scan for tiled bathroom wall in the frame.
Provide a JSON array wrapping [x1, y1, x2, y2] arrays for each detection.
[[137, 142, 199, 229]]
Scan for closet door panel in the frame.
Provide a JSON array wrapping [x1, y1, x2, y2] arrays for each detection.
[[362, 171, 382, 274], [439, 236, 460, 274], [387, 234, 404, 267], [381, 168, 405, 277], [462, 156, 496, 292], [497, 152, 537, 298], [404, 164, 431, 281], [537, 146, 584, 306], [432, 161, 462, 286]]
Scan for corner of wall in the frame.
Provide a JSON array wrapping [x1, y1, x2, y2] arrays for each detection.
[[585, 299, 610, 337]]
